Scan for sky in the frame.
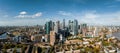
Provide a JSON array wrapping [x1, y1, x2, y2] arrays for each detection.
[[0, 0, 120, 26]]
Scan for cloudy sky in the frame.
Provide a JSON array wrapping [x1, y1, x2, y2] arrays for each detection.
[[0, 0, 120, 26]]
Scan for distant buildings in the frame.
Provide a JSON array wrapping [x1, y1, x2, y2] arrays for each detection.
[[93, 27, 99, 37]]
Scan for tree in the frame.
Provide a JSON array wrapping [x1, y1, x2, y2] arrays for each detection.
[[13, 48, 17, 53]]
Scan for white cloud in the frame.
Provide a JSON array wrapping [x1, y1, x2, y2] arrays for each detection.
[[83, 11, 99, 19], [1, 10, 120, 26], [16, 15, 27, 18], [20, 11, 27, 15], [15, 11, 42, 18], [58, 11, 72, 16], [33, 12, 42, 17], [35, 12, 42, 16], [78, 11, 120, 25]]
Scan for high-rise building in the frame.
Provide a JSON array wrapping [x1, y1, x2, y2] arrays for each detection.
[[68, 20, 71, 30], [49, 20, 54, 30], [73, 19, 78, 35], [54, 21, 60, 33], [50, 31, 56, 46], [45, 20, 55, 34], [45, 21, 50, 34], [81, 23, 87, 36], [68, 20, 73, 32], [62, 19, 65, 30], [68, 20, 78, 35], [78, 25, 81, 34]]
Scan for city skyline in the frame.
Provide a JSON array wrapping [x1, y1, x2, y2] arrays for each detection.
[[0, 0, 120, 26]]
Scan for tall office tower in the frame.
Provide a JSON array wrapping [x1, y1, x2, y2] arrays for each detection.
[[45, 20, 55, 34], [50, 31, 56, 46], [49, 20, 55, 30], [62, 19, 65, 30], [68, 20, 74, 32], [73, 19, 78, 35], [54, 21, 60, 33], [78, 25, 82, 34], [82, 23, 87, 36], [68, 20, 71, 31], [45, 21, 50, 34]]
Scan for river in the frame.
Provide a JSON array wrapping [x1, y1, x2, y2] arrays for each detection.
[[112, 32, 120, 40], [0, 32, 8, 39]]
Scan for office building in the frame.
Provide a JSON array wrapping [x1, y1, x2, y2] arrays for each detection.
[[73, 19, 78, 35], [45, 21, 50, 34], [68, 20, 74, 32], [62, 19, 65, 30], [50, 31, 56, 46], [81, 23, 87, 36], [54, 21, 60, 33], [68, 20, 78, 35], [45, 20, 54, 34], [49, 20, 55, 30]]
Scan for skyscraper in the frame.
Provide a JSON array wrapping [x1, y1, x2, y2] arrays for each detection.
[[49, 20, 54, 30], [68, 20, 73, 32], [81, 23, 87, 36], [73, 19, 78, 35], [54, 21, 60, 33], [62, 19, 65, 30], [45, 21, 50, 34], [45, 20, 55, 34]]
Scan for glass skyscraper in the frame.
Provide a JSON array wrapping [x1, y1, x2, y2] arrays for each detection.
[[73, 19, 78, 35], [62, 19, 65, 30], [45, 21, 50, 34]]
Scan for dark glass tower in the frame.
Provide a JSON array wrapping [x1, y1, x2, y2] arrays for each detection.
[[73, 19, 78, 35]]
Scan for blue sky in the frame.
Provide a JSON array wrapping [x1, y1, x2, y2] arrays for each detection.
[[0, 0, 120, 26]]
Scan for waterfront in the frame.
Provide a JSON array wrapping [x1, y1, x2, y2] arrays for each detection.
[[113, 32, 120, 40], [0, 33, 7, 39]]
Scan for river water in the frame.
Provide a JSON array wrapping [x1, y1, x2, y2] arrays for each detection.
[[112, 32, 120, 40], [0, 32, 7, 39]]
